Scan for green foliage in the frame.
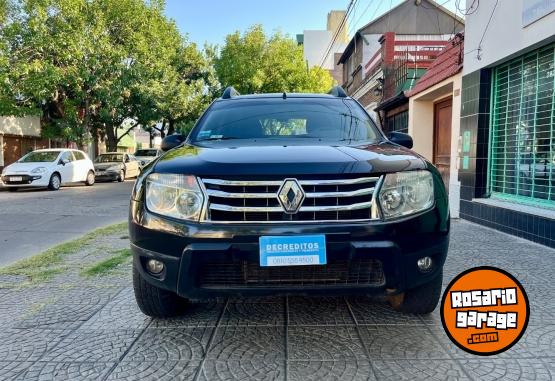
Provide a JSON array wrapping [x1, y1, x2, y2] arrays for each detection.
[[215, 25, 334, 94], [0, 222, 127, 285], [0, 0, 217, 148], [80, 248, 132, 277]]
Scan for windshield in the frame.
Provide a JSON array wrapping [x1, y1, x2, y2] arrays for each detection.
[[190, 98, 382, 145], [135, 149, 158, 157], [19, 151, 61, 163], [95, 154, 123, 163]]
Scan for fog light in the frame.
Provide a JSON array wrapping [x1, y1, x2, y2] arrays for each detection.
[[146, 259, 164, 275], [417, 256, 433, 272]]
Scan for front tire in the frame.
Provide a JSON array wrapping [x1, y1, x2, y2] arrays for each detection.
[[389, 271, 443, 314], [47, 173, 61, 191], [117, 170, 125, 182], [133, 264, 187, 318], [85, 171, 95, 186]]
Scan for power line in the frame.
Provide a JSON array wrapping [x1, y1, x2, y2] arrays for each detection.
[[476, 0, 498, 60], [348, 0, 378, 37], [318, 0, 359, 68]]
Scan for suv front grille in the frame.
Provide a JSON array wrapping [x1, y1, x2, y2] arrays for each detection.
[[199, 258, 385, 288], [200, 176, 381, 223]]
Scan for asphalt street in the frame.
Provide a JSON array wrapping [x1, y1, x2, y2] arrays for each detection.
[[0, 181, 134, 266]]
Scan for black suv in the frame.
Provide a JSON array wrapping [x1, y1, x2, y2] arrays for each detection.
[[129, 87, 449, 317]]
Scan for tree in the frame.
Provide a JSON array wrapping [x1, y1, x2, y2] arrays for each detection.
[[215, 25, 334, 94], [1, 0, 215, 152]]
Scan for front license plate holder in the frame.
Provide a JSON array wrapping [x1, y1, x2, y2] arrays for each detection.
[[259, 235, 327, 267]]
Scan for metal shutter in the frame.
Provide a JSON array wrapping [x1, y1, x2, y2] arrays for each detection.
[[489, 43, 555, 206]]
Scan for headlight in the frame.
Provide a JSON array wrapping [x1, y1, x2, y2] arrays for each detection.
[[31, 167, 47, 174], [145, 173, 204, 221], [378, 170, 434, 219]]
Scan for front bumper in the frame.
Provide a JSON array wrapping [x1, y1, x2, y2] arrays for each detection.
[[129, 199, 450, 299], [95, 171, 119, 181], [1, 174, 48, 187]]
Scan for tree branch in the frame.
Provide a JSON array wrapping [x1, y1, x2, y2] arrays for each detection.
[[115, 121, 139, 144]]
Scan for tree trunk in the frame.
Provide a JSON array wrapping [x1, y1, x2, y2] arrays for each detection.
[[105, 124, 118, 152], [160, 120, 167, 138], [167, 119, 175, 136]]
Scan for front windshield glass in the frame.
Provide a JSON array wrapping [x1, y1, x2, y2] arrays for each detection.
[[19, 151, 61, 163], [190, 98, 382, 145], [95, 154, 123, 163], [135, 149, 157, 156]]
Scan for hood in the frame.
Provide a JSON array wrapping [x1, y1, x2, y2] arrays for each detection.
[[153, 143, 426, 176], [94, 162, 121, 170], [3, 162, 54, 174]]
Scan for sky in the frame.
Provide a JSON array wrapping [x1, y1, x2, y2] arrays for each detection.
[[164, 0, 461, 47]]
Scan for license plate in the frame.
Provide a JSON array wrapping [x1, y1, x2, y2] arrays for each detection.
[[259, 235, 326, 267], [10, 176, 22, 182]]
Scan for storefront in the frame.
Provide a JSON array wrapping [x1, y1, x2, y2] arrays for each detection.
[[459, 0, 555, 247], [489, 43, 555, 208]]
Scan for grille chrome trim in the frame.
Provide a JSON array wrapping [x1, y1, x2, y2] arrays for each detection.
[[206, 187, 375, 199], [202, 177, 380, 187], [200, 175, 383, 223], [202, 178, 283, 186], [209, 200, 374, 213], [206, 189, 273, 199]]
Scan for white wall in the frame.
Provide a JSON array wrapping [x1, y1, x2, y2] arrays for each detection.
[[464, 0, 555, 74], [0, 116, 41, 137], [408, 74, 463, 217], [303, 30, 331, 69], [303, 30, 346, 70]]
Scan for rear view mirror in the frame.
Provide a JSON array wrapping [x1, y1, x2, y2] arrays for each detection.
[[161, 134, 185, 151], [388, 132, 413, 149]]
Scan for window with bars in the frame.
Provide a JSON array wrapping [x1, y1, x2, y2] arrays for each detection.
[[386, 110, 408, 134], [489, 43, 555, 206]]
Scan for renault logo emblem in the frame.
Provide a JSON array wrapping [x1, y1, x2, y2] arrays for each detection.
[[277, 179, 305, 214]]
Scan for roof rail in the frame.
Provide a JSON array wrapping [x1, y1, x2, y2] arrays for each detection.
[[221, 86, 240, 99], [328, 86, 348, 98]]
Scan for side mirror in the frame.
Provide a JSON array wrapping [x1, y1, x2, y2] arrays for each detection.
[[161, 134, 185, 152], [125, 157, 130, 163], [388, 132, 413, 149], [59, 159, 69, 166]]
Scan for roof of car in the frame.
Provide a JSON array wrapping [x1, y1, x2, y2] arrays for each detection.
[[33, 148, 75, 152], [216, 93, 349, 101]]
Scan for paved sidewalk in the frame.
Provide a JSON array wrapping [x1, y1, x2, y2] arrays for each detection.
[[0, 220, 554, 380]]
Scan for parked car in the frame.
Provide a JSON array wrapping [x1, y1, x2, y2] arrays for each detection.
[[1, 149, 95, 191], [93, 152, 140, 182], [129, 87, 450, 318], [134, 148, 162, 167]]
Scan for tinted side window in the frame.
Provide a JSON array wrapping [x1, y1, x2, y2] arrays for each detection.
[[74, 151, 85, 160], [60, 151, 75, 162]]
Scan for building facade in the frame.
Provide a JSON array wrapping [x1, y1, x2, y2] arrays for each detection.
[[298, 10, 349, 84], [460, 0, 555, 247], [0, 116, 49, 171], [337, 0, 463, 127], [407, 34, 464, 218]]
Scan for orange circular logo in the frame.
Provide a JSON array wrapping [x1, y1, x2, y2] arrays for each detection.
[[440, 266, 530, 356]]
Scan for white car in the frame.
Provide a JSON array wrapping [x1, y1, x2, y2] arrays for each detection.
[[1, 149, 95, 191], [134, 148, 162, 167]]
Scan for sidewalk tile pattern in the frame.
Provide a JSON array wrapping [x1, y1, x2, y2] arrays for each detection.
[[0, 220, 554, 380]]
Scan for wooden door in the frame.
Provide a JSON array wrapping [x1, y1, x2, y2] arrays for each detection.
[[3, 136, 22, 166], [433, 98, 452, 192]]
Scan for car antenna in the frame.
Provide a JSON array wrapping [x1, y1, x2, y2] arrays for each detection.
[[282, 92, 287, 99]]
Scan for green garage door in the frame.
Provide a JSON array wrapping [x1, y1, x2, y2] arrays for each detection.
[[489, 43, 555, 206]]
